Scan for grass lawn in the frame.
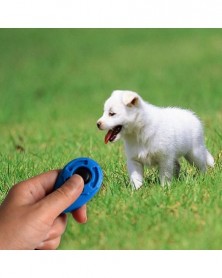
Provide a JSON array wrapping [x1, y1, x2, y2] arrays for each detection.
[[0, 29, 222, 249]]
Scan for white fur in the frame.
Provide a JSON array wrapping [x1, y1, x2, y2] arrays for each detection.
[[97, 90, 214, 189]]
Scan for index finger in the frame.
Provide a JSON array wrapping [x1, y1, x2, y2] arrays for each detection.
[[71, 205, 87, 223]]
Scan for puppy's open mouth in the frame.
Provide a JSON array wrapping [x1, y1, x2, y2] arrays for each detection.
[[105, 125, 122, 144]]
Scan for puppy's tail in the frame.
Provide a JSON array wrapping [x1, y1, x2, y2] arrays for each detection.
[[206, 150, 214, 168]]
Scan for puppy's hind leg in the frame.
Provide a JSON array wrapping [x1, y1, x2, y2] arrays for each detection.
[[127, 159, 144, 190], [185, 146, 208, 172]]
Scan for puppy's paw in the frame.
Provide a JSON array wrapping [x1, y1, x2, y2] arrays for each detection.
[[131, 178, 143, 190], [160, 180, 171, 187]]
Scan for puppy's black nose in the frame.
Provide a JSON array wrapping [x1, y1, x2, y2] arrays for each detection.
[[97, 121, 101, 128]]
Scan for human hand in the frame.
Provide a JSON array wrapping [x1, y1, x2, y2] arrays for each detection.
[[0, 170, 87, 250]]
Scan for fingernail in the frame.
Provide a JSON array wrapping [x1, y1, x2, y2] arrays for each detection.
[[72, 174, 84, 185], [83, 215, 88, 223], [65, 174, 84, 192]]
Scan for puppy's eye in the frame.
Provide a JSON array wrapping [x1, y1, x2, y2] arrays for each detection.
[[109, 112, 116, 117]]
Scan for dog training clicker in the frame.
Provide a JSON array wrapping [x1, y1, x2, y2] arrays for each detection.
[[54, 157, 103, 213]]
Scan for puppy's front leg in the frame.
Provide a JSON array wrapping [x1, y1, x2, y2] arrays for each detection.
[[127, 159, 144, 190], [159, 159, 175, 187]]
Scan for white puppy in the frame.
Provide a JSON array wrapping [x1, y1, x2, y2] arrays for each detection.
[[97, 90, 214, 189]]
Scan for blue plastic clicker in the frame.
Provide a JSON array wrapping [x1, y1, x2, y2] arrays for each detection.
[[54, 157, 103, 213]]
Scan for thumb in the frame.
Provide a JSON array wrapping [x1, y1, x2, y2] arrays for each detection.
[[36, 174, 84, 222]]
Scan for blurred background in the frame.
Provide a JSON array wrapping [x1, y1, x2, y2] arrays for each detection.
[[0, 29, 222, 124]]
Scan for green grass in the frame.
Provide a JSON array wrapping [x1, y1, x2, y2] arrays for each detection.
[[0, 29, 222, 249]]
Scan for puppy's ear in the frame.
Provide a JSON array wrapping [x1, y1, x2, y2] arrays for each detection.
[[123, 91, 139, 107]]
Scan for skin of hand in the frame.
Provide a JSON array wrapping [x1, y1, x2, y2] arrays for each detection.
[[0, 170, 87, 250]]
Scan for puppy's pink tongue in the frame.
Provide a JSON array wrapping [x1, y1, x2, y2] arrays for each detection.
[[105, 130, 112, 144]]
